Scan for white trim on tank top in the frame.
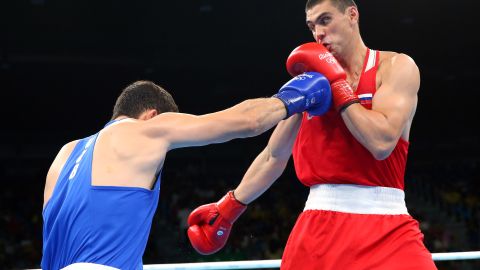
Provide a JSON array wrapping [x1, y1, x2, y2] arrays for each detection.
[[61, 262, 120, 270], [364, 49, 377, 72]]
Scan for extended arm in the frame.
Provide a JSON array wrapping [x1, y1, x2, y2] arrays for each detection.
[[141, 72, 331, 151], [145, 98, 287, 150], [182, 73, 332, 255], [186, 114, 303, 255], [233, 114, 303, 204]]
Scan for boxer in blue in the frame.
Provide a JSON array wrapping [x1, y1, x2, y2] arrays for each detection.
[[41, 75, 331, 269]]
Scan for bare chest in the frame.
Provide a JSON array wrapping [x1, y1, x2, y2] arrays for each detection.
[[346, 70, 382, 92]]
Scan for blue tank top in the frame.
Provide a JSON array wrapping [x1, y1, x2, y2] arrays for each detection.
[[42, 121, 161, 270]]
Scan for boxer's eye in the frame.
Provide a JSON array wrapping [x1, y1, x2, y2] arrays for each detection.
[[319, 16, 331, 26]]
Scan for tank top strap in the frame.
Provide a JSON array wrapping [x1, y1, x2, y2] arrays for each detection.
[[66, 134, 99, 190], [356, 48, 380, 109], [69, 119, 129, 188]]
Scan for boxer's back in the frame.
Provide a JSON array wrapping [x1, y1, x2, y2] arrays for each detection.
[[42, 120, 161, 270], [91, 118, 168, 190]]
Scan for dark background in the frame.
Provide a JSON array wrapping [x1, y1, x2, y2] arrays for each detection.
[[1, 0, 479, 269]]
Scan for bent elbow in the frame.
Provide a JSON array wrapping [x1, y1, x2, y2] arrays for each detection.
[[370, 144, 394, 161], [372, 150, 391, 161]]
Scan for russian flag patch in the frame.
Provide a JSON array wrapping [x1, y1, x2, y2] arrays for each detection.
[[358, 93, 373, 105]]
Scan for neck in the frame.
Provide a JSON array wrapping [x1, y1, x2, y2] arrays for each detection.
[[114, 116, 130, 121], [336, 34, 368, 77]]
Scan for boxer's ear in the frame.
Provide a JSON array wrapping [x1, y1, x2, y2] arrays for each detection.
[[140, 109, 158, 120], [347, 6, 359, 24]]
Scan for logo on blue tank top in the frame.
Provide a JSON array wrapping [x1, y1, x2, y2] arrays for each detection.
[[69, 137, 95, 180]]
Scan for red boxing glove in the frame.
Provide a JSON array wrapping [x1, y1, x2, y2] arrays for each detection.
[[286, 42, 359, 111], [187, 191, 247, 255]]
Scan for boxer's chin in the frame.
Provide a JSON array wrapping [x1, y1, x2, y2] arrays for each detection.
[[329, 45, 341, 57], [324, 43, 335, 54]]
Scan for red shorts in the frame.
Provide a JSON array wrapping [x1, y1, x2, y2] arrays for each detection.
[[281, 185, 437, 270]]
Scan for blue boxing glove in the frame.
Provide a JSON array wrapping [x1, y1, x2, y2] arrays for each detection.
[[274, 72, 332, 118]]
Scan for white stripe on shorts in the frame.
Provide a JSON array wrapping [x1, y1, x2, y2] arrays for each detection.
[[304, 184, 409, 215], [61, 263, 120, 270]]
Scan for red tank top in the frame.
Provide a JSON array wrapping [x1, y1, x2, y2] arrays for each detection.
[[292, 49, 409, 190]]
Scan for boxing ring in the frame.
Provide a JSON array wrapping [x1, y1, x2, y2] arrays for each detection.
[[143, 251, 480, 269]]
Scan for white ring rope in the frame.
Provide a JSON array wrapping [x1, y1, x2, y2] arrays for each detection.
[[143, 251, 480, 270], [431, 251, 480, 261]]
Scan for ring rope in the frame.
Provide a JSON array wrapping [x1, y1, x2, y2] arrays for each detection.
[[143, 251, 480, 270]]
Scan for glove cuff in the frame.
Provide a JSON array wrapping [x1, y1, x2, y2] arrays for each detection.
[[331, 80, 359, 112], [217, 191, 247, 223], [273, 91, 304, 119]]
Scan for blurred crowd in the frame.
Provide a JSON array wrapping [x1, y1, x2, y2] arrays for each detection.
[[1, 150, 479, 269]]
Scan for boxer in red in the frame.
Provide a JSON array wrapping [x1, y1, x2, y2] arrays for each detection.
[[187, 0, 437, 269]]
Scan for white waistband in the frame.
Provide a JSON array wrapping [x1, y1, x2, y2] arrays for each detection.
[[61, 263, 120, 270], [304, 184, 409, 215]]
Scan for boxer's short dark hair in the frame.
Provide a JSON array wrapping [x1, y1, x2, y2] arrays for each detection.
[[305, 0, 357, 13], [111, 80, 179, 120]]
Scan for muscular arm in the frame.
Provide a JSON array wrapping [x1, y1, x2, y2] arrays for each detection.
[[142, 98, 287, 150], [232, 114, 302, 204], [341, 54, 420, 160], [186, 114, 303, 254]]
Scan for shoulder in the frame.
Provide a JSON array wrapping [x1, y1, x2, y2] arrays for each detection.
[[97, 116, 183, 153], [50, 140, 79, 171], [118, 113, 191, 150], [378, 51, 420, 92], [44, 140, 80, 205], [138, 112, 192, 140], [61, 140, 79, 153], [48, 140, 79, 172], [48, 140, 79, 165], [378, 51, 418, 74]]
